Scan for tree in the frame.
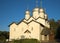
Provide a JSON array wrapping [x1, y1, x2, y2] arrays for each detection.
[[49, 19, 58, 34], [55, 20, 60, 40], [0, 31, 9, 42]]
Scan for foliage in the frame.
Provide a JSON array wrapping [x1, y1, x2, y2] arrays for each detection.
[[49, 19, 60, 40], [49, 19, 59, 34], [12, 39, 40, 43], [55, 25, 60, 41], [0, 31, 9, 42]]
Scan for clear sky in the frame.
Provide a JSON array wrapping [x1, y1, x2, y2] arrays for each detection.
[[0, 0, 60, 31]]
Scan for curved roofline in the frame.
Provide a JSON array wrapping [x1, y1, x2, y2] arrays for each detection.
[[8, 16, 48, 27]]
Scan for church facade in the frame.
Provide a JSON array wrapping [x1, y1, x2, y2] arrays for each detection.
[[9, 1, 50, 41]]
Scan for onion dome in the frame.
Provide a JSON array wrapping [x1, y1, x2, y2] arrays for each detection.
[[40, 8, 45, 13], [25, 10, 30, 20], [25, 10, 30, 15], [39, 8, 45, 18], [45, 14, 48, 20], [33, 7, 39, 12], [33, 7, 39, 19]]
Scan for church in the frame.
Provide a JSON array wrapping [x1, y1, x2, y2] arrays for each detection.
[[9, 0, 50, 41]]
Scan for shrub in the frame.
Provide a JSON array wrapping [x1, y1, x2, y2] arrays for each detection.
[[13, 39, 40, 43]]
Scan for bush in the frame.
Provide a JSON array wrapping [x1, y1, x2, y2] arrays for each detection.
[[12, 39, 40, 43]]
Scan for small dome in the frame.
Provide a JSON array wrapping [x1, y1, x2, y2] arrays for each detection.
[[33, 7, 39, 12], [25, 10, 30, 20], [40, 8, 44, 13], [25, 10, 30, 14], [45, 14, 48, 19]]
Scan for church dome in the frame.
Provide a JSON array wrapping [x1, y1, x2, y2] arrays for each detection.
[[45, 14, 48, 19], [39, 8, 45, 18], [33, 7, 39, 12], [25, 10, 30, 14], [32, 7, 39, 19], [25, 10, 30, 20], [40, 8, 44, 13]]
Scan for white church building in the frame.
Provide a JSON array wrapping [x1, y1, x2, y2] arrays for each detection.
[[9, 0, 50, 41]]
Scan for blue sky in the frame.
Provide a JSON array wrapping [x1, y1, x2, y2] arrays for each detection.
[[0, 0, 60, 31]]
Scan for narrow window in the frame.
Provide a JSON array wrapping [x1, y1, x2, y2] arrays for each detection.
[[31, 27, 33, 31]]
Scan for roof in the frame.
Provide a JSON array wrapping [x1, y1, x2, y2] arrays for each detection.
[[23, 20, 45, 27], [41, 27, 50, 35], [8, 22, 16, 27], [8, 18, 24, 27], [8, 16, 48, 28]]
